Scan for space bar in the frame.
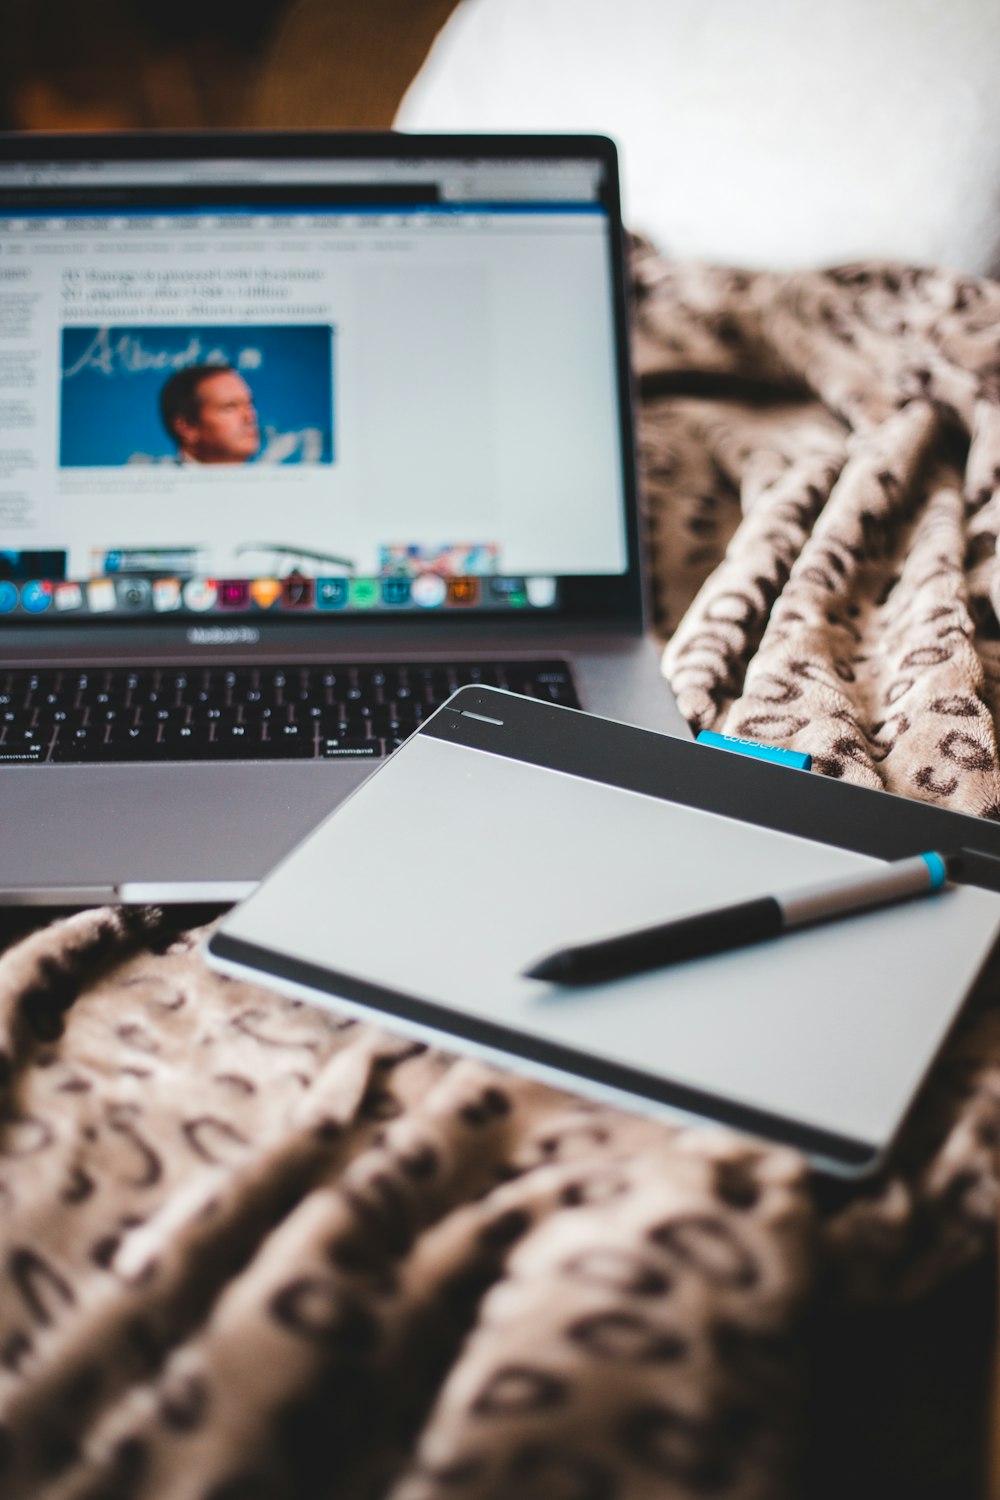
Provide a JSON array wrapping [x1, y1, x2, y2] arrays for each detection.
[[49, 733, 318, 761], [160, 733, 319, 759]]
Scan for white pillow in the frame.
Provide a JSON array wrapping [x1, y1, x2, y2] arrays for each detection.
[[397, 0, 1000, 276]]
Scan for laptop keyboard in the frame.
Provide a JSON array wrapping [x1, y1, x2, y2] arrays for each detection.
[[0, 661, 580, 764]]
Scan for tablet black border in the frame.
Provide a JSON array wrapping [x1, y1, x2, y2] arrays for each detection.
[[208, 686, 1000, 1175], [419, 689, 1000, 892]]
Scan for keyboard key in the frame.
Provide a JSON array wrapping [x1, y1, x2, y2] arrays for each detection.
[[253, 735, 317, 759], [50, 728, 108, 761], [320, 739, 381, 757]]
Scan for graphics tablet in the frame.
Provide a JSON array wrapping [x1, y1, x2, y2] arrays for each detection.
[[206, 688, 1000, 1177]]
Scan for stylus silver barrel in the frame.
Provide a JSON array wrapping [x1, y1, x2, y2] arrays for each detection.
[[777, 853, 949, 927]]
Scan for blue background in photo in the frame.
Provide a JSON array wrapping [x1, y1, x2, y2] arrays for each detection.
[[59, 324, 335, 466]]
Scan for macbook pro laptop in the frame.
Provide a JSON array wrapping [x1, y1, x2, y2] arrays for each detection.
[[0, 131, 690, 904]]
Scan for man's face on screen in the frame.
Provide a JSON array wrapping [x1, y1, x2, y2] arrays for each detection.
[[177, 370, 260, 463]]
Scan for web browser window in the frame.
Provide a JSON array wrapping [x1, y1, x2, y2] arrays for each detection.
[[0, 154, 628, 623]]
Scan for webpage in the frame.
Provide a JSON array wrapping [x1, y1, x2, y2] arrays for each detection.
[[0, 156, 628, 622]]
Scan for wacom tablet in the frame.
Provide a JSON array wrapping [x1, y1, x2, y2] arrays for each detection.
[[207, 687, 1000, 1176]]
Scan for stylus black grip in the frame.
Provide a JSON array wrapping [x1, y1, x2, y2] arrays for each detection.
[[550, 895, 784, 984]]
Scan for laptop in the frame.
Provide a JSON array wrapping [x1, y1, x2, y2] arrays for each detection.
[[0, 131, 690, 905]]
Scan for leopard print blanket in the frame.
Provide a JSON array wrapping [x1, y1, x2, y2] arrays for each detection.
[[4, 249, 1000, 1500]]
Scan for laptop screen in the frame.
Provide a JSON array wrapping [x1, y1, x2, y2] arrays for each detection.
[[0, 136, 638, 630]]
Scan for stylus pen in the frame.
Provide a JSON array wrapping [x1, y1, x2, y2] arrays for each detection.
[[523, 850, 961, 986]]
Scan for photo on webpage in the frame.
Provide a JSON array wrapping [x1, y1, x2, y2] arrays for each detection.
[[59, 324, 334, 468]]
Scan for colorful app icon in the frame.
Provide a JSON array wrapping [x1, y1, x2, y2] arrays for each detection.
[[152, 578, 182, 612], [20, 581, 52, 614], [411, 572, 447, 609], [250, 578, 282, 610], [116, 578, 151, 611], [526, 576, 557, 608], [489, 576, 527, 608], [219, 579, 250, 610], [447, 576, 479, 607], [0, 581, 18, 614], [382, 576, 411, 607], [349, 577, 379, 610], [87, 579, 117, 613], [316, 577, 348, 609], [54, 582, 84, 612], [283, 576, 314, 609], [182, 578, 218, 613]]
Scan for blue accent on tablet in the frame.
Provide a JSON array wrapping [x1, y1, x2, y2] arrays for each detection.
[[919, 851, 948, 889], [696, 730, 812, 771]]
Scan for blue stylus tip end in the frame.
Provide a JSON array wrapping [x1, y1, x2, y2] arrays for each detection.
[[919, 851, 949, 890]]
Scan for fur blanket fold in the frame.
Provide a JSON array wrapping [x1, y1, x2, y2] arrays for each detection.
[[636, 246, 1000, 816]]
